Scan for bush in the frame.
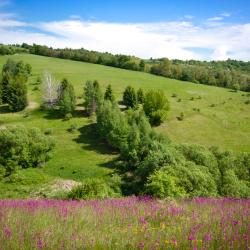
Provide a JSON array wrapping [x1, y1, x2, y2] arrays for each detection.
[[64, 113, 72, 120], [221, 170, 250, 198], [44, 128, 53, 135], [104, 84, 115, 102], [0, 126, 55, 177], [68, 124, 78, 133], [143, 90, 170, 126], [123, 86, 137, 108], [137, 88, 145, 104], [67, 178, 121, 200], [145, 169, 186, 198]]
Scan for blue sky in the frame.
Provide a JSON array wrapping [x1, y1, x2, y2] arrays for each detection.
[[1, 0, 250, 60]]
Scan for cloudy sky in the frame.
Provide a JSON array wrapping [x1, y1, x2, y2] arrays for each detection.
[[0, 0, 250, 61]]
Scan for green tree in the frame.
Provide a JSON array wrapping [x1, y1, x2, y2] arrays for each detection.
[[58, 78, 76, 115], [145, 170, 186, 198], [104, 84, 115, 102], [0, 126, 55, 177], [143, 90, 170, 125], [137, 88, 145, 104], [7, 78, 28, 111], [123, 86, 137, 108], [83, 80, 102, 116]]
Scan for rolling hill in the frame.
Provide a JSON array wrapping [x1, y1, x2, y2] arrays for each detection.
[[0, 54, 249, 197]]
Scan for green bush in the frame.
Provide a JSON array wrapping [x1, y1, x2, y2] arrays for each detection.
[[145, 169, 186, 198], [123, 86, 137, 108], [0, 126, 55, 177], [67, 178, 121, 200], [143, 90, 170, 126]]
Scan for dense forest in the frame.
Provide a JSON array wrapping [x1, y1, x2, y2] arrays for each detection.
[[1, 43, 250, 91]]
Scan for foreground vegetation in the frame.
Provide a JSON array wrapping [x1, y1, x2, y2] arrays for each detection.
[[0, 197, 249, 249]]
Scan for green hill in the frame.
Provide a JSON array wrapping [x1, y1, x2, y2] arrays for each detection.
[[0, 54, 249, 198]]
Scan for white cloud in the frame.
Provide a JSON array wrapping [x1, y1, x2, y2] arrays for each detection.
[[0, 12, 250, 61], [207, 16, 223, 22]]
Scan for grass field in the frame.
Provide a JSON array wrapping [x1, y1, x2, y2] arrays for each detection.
[[0, 54, 249, 197]]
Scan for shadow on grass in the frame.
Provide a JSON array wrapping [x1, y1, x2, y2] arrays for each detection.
[[43, 109, 86, 120], [0, 105, 10, 114], [74, 123, 118, 156]]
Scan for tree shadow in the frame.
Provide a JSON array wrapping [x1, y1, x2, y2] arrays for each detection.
[[43, 108, 86, 120], [74, 123, 118, 155], [0, 105, 10, 114]]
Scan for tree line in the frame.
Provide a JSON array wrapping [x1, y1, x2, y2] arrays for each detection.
[[1, 44, 249, 91]]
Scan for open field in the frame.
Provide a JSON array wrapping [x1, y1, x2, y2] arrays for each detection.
[[0, 197, 249, 249], [0, 54, 249, 197]]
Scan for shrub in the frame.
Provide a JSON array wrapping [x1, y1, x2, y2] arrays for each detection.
[[137, 88, 145, 104], [178, 112, 184, 121], [67, 178, 121, 200], [68, 124, 78, 133], [0, 126, 55, 177], [172, 93, 177, 98], [104, 84, 115, 102], [143, 90, 170, 126], [145, 169, 186, 198], [64, 113, 72, 120], [123, 86, 137, 108], [221, 170, 250, 198], [44, 128, 53, 135]]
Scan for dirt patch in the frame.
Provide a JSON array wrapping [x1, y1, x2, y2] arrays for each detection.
[[31, 178, 81, 199], [27, 101, 39, 110]]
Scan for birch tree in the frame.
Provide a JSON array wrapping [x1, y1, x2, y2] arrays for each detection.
[[42, 71, 59, 108]]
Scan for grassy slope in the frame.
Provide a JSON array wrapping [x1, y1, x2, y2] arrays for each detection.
[[0, 54, 249, 197]]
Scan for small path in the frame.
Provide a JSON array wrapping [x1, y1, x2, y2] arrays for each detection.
[[27, 101, 39, 110]]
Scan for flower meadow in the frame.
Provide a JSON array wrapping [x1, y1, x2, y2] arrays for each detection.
[[0, 197, 249, 250]]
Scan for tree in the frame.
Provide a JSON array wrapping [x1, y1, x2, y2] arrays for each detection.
[[104, 84, 115, 102], [123, 86, 137, 108], [58, 78, 76, 115], [83, 80, 102, 116], [0, 126, 55, 177], [137, 88, 145, 104], [143, 90, 170, 125], [7, 78, 28, 111], [139, 60, 145, 71], [41, 71, 59, 108]]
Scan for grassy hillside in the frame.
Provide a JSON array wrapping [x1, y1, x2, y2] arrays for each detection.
[[0, 54, 249, 197]]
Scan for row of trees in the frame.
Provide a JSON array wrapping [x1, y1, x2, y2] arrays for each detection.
[[18, 43, 250, 92], [151, 59, 250, 91], [0, 44, 28, 55], [83, 81, 170, 126], [94, 98, 250, 198], [0, 59, 32, 111]]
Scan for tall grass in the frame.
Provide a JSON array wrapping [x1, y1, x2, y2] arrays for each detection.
[[0, 197, 249, 249]]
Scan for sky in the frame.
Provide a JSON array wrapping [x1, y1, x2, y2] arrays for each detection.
[[0, 0, 250, 61]]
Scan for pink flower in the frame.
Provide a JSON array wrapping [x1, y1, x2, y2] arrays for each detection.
[[3, 226, 12, 239]]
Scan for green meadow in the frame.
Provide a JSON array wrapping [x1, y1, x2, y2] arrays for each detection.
[[0, 54, 249, 197]]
